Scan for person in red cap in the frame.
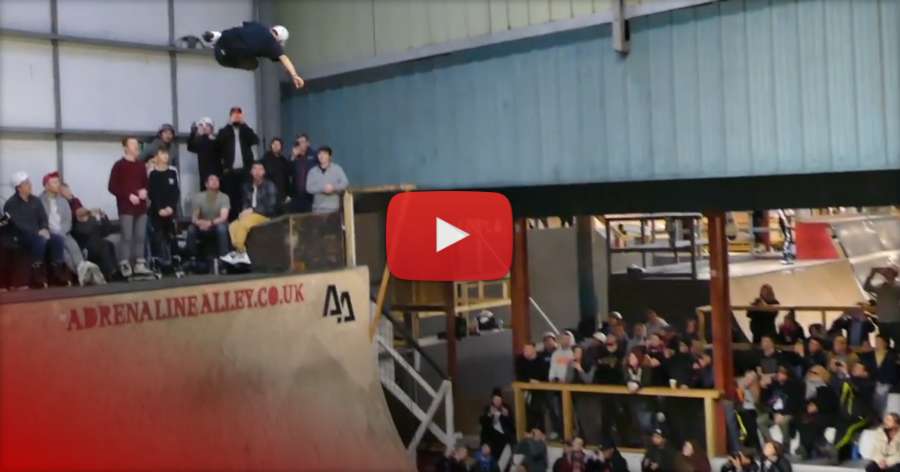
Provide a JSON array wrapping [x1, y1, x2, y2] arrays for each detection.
[[39, 171, 84, 276]]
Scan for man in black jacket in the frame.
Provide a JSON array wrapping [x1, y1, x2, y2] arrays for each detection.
[[3, 172, 68, 287], [216, 106, 259, 220], [188, 117, 221, 190], [260, 137, 291, 209], [287, 134, 317, 213], [221, 162, 277, 266]]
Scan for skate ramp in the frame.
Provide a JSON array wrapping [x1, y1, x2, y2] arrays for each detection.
[[0, 266, 412, 471], [729, 259, 866, 337]]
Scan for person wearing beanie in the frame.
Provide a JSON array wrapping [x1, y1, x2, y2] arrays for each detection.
[[3, 172, 69, 287], [139, 123, 176, 165], [188, 117, 221, 190], [108, 136, 151, 278], [201, 21, 304, 89], [642, 429, 675, 472], [39, 171, 85, 276]]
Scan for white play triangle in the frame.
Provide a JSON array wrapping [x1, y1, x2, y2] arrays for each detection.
[[435, 217, 469, 253]]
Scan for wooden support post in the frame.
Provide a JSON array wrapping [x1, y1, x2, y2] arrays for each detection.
[[707, 210, 735, 456], [511, 217, 531, 355], [562, 390, 574, 441], [513, 385, 526, 442], [370, 265, 392, 339], [445, 281, 458, 383]]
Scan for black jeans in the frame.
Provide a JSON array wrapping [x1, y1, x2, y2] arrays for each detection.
[[222, 169, 246, 221], [214, 33, 259, 71]]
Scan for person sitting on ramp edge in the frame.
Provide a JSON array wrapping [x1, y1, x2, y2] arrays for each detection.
[[202, 22, 304, 89]]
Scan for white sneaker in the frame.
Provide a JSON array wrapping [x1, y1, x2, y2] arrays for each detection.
[[234, 252, 251, 265], [119, 261, 133, 278], [201, 30, 221, 46], [133, 259, 153, 275], [220, 251, 240, 265]]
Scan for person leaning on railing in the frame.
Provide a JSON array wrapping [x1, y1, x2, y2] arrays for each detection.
[[865, 266, 900, 348]]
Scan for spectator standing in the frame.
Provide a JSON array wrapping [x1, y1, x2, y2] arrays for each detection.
[[865, 266, 900, 348], [867, 413, 900, 472], [756, 335, 784, 377], [436, 446, 472, 472], [862, 335, 899, 416], [642, 429, 675, 472], [829, 304, 878, 348], [776, 311, 805, 345], [39, 172, 84, 275], [553, 438, 587, 472], [221, 162, 277, 265], [675, 440, 711, 472], [479, 390, 515, 465], [515, 343, 546, 430], [287, 133, 317, 213], [515, 428, 548, 472], [800, 337, 829, 373], [188, 117, 221, 190], [683, 317, 702, 343], [747, 284, 780, 344], [645, 309, 670, 337], [628, 322, 648, 353], [550, 331, 576, 382], [108, 136, 152, 278], [833, 362, 877, 462], [757, 365, 803, 445], [139, 123, 176, 166], [624, 349, 657, 438], [260, 137, 291, 208], [187, 174, 231, 262], [735, 370, 762, 450], [4, 172, 68, 287], [759, 441, 792, 472], [306, 146, 348, 214], [216, 106, 259, 220], [147, 149, 180, 264]]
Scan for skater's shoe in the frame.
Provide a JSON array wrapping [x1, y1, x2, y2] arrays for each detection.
[[132, 259, 153, 276], [220, 251, 251, 265], [201, 31, 221, 46], [29, 262, 47, 289], [119, 261, 133, 279]]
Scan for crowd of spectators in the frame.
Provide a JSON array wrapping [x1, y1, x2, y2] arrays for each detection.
[[482, 277, 900, 471], [1, 106, 348, 290]]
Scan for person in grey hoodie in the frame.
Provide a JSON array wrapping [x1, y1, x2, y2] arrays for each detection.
[[305, 146, 348, 214], [139, 123, 176, 166], [39, 171, 84, 273]]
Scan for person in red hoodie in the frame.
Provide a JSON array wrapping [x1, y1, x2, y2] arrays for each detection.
[[107, 136, 151, 279]]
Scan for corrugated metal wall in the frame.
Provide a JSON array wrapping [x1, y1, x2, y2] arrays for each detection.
[[283, 0, 900, 189], [275, 0, 666, 68]]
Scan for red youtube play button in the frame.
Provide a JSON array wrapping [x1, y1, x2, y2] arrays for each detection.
[[386, 192, 513, 281]]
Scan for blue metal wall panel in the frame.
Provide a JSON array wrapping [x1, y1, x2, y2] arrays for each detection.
[[283, 0, 900, 189]]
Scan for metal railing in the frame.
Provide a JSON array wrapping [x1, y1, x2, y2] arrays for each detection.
[[511, 381, 720, 459]]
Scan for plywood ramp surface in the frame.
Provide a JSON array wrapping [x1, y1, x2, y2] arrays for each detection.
[[0, 266, 412, 471]]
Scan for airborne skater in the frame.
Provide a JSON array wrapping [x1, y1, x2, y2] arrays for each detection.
[[202, 22, 305, 89]]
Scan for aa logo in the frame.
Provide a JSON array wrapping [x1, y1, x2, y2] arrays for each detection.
[[323, 285, 355, 324]]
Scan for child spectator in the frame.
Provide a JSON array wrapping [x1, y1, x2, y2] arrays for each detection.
[[147, 149, 180, 265], [473, 444, 500, 472]]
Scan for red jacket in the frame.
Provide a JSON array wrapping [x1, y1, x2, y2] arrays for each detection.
[[108, 158, 148, 216]]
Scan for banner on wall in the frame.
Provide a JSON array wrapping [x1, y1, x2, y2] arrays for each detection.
[[0, 266, 412, 471]]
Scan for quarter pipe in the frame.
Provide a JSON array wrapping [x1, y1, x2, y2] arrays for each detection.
[[0, 266, 412, 471]]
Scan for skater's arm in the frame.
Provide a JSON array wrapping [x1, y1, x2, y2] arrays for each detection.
[[278, 55, 305, 89]]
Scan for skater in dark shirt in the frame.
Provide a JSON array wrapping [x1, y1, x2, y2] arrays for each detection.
[[202, 21, 304, 89]]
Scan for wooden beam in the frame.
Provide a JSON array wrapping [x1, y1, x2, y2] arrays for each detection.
[[511, 218, 531, 355], [370, 265, 391, 340], [706, 210, 734, 456], [511, 381, 720, 399]]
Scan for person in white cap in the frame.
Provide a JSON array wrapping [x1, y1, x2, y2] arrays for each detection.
[[3, 172, 70, 287], [202, 22, 304, 89], [188, 116, 220, 190]]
